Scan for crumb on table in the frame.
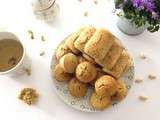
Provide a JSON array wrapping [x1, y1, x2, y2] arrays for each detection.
[[139, 52, 146, 59], [18, 88, 38, 105], [148, 74, 156, 80], [24, 68, 31, 76], [135, 78, 143, 83], [93, 0, 98, 5], [138, 95, 148, 101], [41, 35, 46, 42], [40, 51, 45, 56], [84, 11, 88, 17], [27, 30, 34, 39]]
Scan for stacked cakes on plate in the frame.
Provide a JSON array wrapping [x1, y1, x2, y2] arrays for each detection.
[[52, 26, 132, 110]]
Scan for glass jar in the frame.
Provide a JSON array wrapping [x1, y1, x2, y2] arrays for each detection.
[[32, 0, 59, 22]]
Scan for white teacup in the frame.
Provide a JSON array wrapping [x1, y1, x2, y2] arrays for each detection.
[[0, 31, 31, 77]]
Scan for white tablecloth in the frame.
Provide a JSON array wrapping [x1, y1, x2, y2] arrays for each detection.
[[0, 0, 160, 120]]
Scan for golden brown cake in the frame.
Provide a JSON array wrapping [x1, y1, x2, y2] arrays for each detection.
[[74, 26, 96, 52], [123, 57, 132, 73], [90, 92, 111, 110], [97, 41, 123, 70], [110, 50, 130, 78], [76, 62, 97, 83], [53, 64, 72, 82], [65, 27, 85, 54], [84, 29, 114, 61], [68, 78, 88, 97], [95, 75, 117, 97], [60, 53, 79, 73], [56, 42, 71, 60], [111, 80, 128, 101]]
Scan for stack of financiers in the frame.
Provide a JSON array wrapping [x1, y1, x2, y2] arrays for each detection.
[[65, 26, 132, 79]]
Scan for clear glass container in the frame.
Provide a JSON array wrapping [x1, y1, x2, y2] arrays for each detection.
[[32, 0, 59, 22]]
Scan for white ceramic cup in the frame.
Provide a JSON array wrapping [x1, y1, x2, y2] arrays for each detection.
[[0, 31, 31, 77]]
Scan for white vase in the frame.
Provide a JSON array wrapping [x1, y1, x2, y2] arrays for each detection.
[[117, 17, 147, 35]]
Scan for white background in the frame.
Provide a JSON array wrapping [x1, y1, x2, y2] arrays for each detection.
[[0, 0, 160, 120]]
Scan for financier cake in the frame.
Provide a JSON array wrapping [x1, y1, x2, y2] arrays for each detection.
[[74, 26, 96, 52], [65, 27, 85, 54], [84, 29, 114, 61]]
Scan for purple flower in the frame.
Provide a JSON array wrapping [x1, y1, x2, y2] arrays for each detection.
[[132, 0, 156, 12], [152, 12, 160, 20]]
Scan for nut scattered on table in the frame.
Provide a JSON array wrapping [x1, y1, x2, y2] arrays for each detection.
[[93, 0, 98, 5], [139, 52, 146, 59], [24, 68, 31, 76], [27, 30, 34, 39], [41, 35, 46, 42], [84, 11, 88, 17], [148, 74, 156, 80], [138, 95, 148, 101], [135, 78, 143, 83], [40, 51, 45, 56], [18, 88, 38, 105]]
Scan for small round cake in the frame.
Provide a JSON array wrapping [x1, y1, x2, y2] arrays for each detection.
[[95, 75, 117, 97], [60, 53, 78, 73], [53, 64, 72, 82], [111, 80, 128, 101], [68, 78, 88, 97], [76, 62, 97, 83], [90, 92, 111, 110]]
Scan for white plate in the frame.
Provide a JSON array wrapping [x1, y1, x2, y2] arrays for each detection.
[[50, 41, 135, 112]]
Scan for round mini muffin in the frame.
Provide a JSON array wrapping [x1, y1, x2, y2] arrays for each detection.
[[56, 42, 71, 60], [95, 75, 117, 97], [53, 64, 72, 82], [76, 62, 97, 83], [60, 53, 79, 73], [68, 78, 88, 97], [111, 80, 128, 101], [90, 92, 111, 110]]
